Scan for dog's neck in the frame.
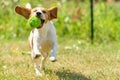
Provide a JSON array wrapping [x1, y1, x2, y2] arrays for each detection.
[[34, 21, 51, 38], [39, 21, 51, 31]]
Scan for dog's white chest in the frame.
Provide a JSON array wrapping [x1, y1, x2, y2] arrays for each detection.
[[29, 21, 56, 54]]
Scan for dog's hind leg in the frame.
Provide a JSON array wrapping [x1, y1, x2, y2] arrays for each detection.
[[32, 53, 48, 76], [40, 53, 48, 70], [33, 58, 42, 76]]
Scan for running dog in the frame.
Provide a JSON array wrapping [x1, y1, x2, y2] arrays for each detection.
[[15, 4, 58, 76]]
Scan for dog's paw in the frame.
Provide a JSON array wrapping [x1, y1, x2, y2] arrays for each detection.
[[50, 56, 57, 62], [36, 72, 43, 76], [31, 53, 41, 59], [34, 54, 41, 58], [36, 69, 43, 76]]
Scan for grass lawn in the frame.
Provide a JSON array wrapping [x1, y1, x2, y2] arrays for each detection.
[[0, 39, 120, 80]]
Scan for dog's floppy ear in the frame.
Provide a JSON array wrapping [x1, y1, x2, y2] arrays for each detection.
[[48, 7, 57, 20], [15, 6, 31, 19]]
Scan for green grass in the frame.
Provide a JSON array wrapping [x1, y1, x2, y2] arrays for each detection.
[[0, 39, 120, 80]]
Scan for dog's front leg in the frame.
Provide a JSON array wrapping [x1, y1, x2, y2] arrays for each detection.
[[32, 37, 41, 59], [50, 42, 57, 62], [32, 37, 42, 76]]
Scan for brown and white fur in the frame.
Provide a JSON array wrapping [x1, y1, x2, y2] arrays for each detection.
[[15, 4, 58, 76]]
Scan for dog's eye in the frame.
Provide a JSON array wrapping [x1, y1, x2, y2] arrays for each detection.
[[42, 10, 46, 13], [33, 10, 37, 12]]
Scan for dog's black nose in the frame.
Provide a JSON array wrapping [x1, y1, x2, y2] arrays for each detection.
[[36, 12, 42, 16]]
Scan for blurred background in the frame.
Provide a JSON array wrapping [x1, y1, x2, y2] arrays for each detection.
[[0, 0, 120, 80], [0, 0, 120, 43]]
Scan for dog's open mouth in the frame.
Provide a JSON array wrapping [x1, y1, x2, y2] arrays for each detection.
[[37, 18, 45, 28]]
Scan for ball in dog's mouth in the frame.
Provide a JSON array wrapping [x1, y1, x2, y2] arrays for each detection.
[[28, 16, 41, 28], [28, 16, 45, 28]]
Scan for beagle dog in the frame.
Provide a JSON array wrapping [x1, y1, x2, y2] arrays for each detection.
[[15, 4, 58, 76]]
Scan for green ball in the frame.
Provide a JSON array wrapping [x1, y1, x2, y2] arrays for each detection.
[[28, 16, 41, 28]]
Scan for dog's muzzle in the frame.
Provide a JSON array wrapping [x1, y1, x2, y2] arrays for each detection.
[[36, 12, 45, 29], [36, 12, 42, 17]]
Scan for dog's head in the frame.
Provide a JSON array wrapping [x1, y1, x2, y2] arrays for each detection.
[[15, 5, 57, 28]]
